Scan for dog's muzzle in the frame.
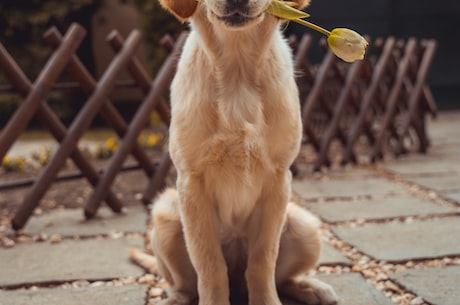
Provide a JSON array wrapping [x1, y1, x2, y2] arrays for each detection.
[[213, 0, 263, 27]]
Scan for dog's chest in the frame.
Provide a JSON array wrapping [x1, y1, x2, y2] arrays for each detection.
[[201, 124, 268, 226], [170, 34, 301, 228]]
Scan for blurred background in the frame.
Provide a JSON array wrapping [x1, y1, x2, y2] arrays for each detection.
[[289, 0, 460, 110], [0, 0, 459, 128]]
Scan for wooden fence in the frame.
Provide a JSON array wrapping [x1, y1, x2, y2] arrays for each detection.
[[292, 34, 437, 171], [0, 23, 185, 230], [0, 23, 437, 230]]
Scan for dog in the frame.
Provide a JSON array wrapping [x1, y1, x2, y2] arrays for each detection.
[[131, 0, 338, 304]]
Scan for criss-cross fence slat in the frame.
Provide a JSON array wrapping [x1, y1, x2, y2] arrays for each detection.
[[11, 27, 142, 229], [0, 25, 123, 212], [300, 50, 337, 152], [0, 24, 85, 160], [0, 25, 437, 230], [294, 35, 437, 170], [314, 58, 367, 171], [395, 39, 438, 155], [343, 37, 397, 164], [84, 32, 187, 217], [0, 23, 185, 230], [44, 27, 156, 179]]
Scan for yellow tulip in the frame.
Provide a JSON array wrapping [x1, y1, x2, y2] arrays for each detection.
[[265, 0, 368, 62], [327, 28, 368, 62]]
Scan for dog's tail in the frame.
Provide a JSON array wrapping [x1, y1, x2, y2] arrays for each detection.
[[130, 188, 180, 274], [130, 248, 158, 274]]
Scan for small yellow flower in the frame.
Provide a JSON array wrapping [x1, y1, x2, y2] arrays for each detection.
[[31, 146, 52, 166], [105, 137, 118, 151], [327, 28, 368, 63], [2, 155, 11, 165], [146, 133, 163, 147], [1, 155, 26, 172], [138, 132, 164, 148]]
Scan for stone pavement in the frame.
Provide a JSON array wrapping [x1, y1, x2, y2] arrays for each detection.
[[1, 111, 460, 305]]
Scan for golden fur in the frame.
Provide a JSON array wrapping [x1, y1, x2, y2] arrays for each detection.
[[131, 1, 338, 304]]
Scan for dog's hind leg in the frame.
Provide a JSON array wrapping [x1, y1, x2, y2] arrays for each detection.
[[276, 203, 338, 305], [151, 189, 198, 305]]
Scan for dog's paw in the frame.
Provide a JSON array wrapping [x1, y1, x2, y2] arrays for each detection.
[[280, 277, 338, 305], [156, 293, 197, 305]]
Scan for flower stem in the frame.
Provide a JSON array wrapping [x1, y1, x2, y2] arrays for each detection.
[[292, 18, 331, 36]]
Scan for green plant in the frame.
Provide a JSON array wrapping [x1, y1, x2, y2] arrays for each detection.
[[0, 0, 102, 80], [1, 155, 26, 172], [94, 137, 118, 159], [0, 1, 102, 127]]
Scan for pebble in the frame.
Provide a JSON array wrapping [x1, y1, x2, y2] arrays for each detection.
[[17, 235, 33, 244], [384, 280, 400, 293], [1, 237, 15, 248], [149, 287, 164, 297], [72, 280, 90, 288], [121, 276, 137, 285], [109, 231, 123, 239], [375, 271, 388, 281], [410, 296, 425, 305], [34, 232, 48, 242], [49, 234, 63, 244], [138, 274, 156, 284], [90, 281, 105, 287]]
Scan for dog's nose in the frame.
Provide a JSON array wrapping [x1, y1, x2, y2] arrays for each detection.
[[226, 0, 250, 10]]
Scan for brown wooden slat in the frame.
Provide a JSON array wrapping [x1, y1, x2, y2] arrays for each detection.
[[11, 29, 143, 230]]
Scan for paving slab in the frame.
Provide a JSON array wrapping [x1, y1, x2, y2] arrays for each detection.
[[0, 236, 144, 287], [318, 243, 352, 266], [391, 266, 460, 305], [382, 158, 460, 176], [302, 194, 459, 222], [427, 112, 460, 146], [233, 273, 394, 305], [332, 217, 460, 262], [0, 284, 147, 305], [293, 177, 405, 200], [429, 143, 460, 160], [22, 206, 148, 237], [311, 167, 378, 179], [317, 273, 395, 305], [404, 174, 460, 192]]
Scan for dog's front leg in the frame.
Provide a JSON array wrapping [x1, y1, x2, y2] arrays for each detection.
[[246, 171, 291, 305], [177, 175, 230, 305]]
